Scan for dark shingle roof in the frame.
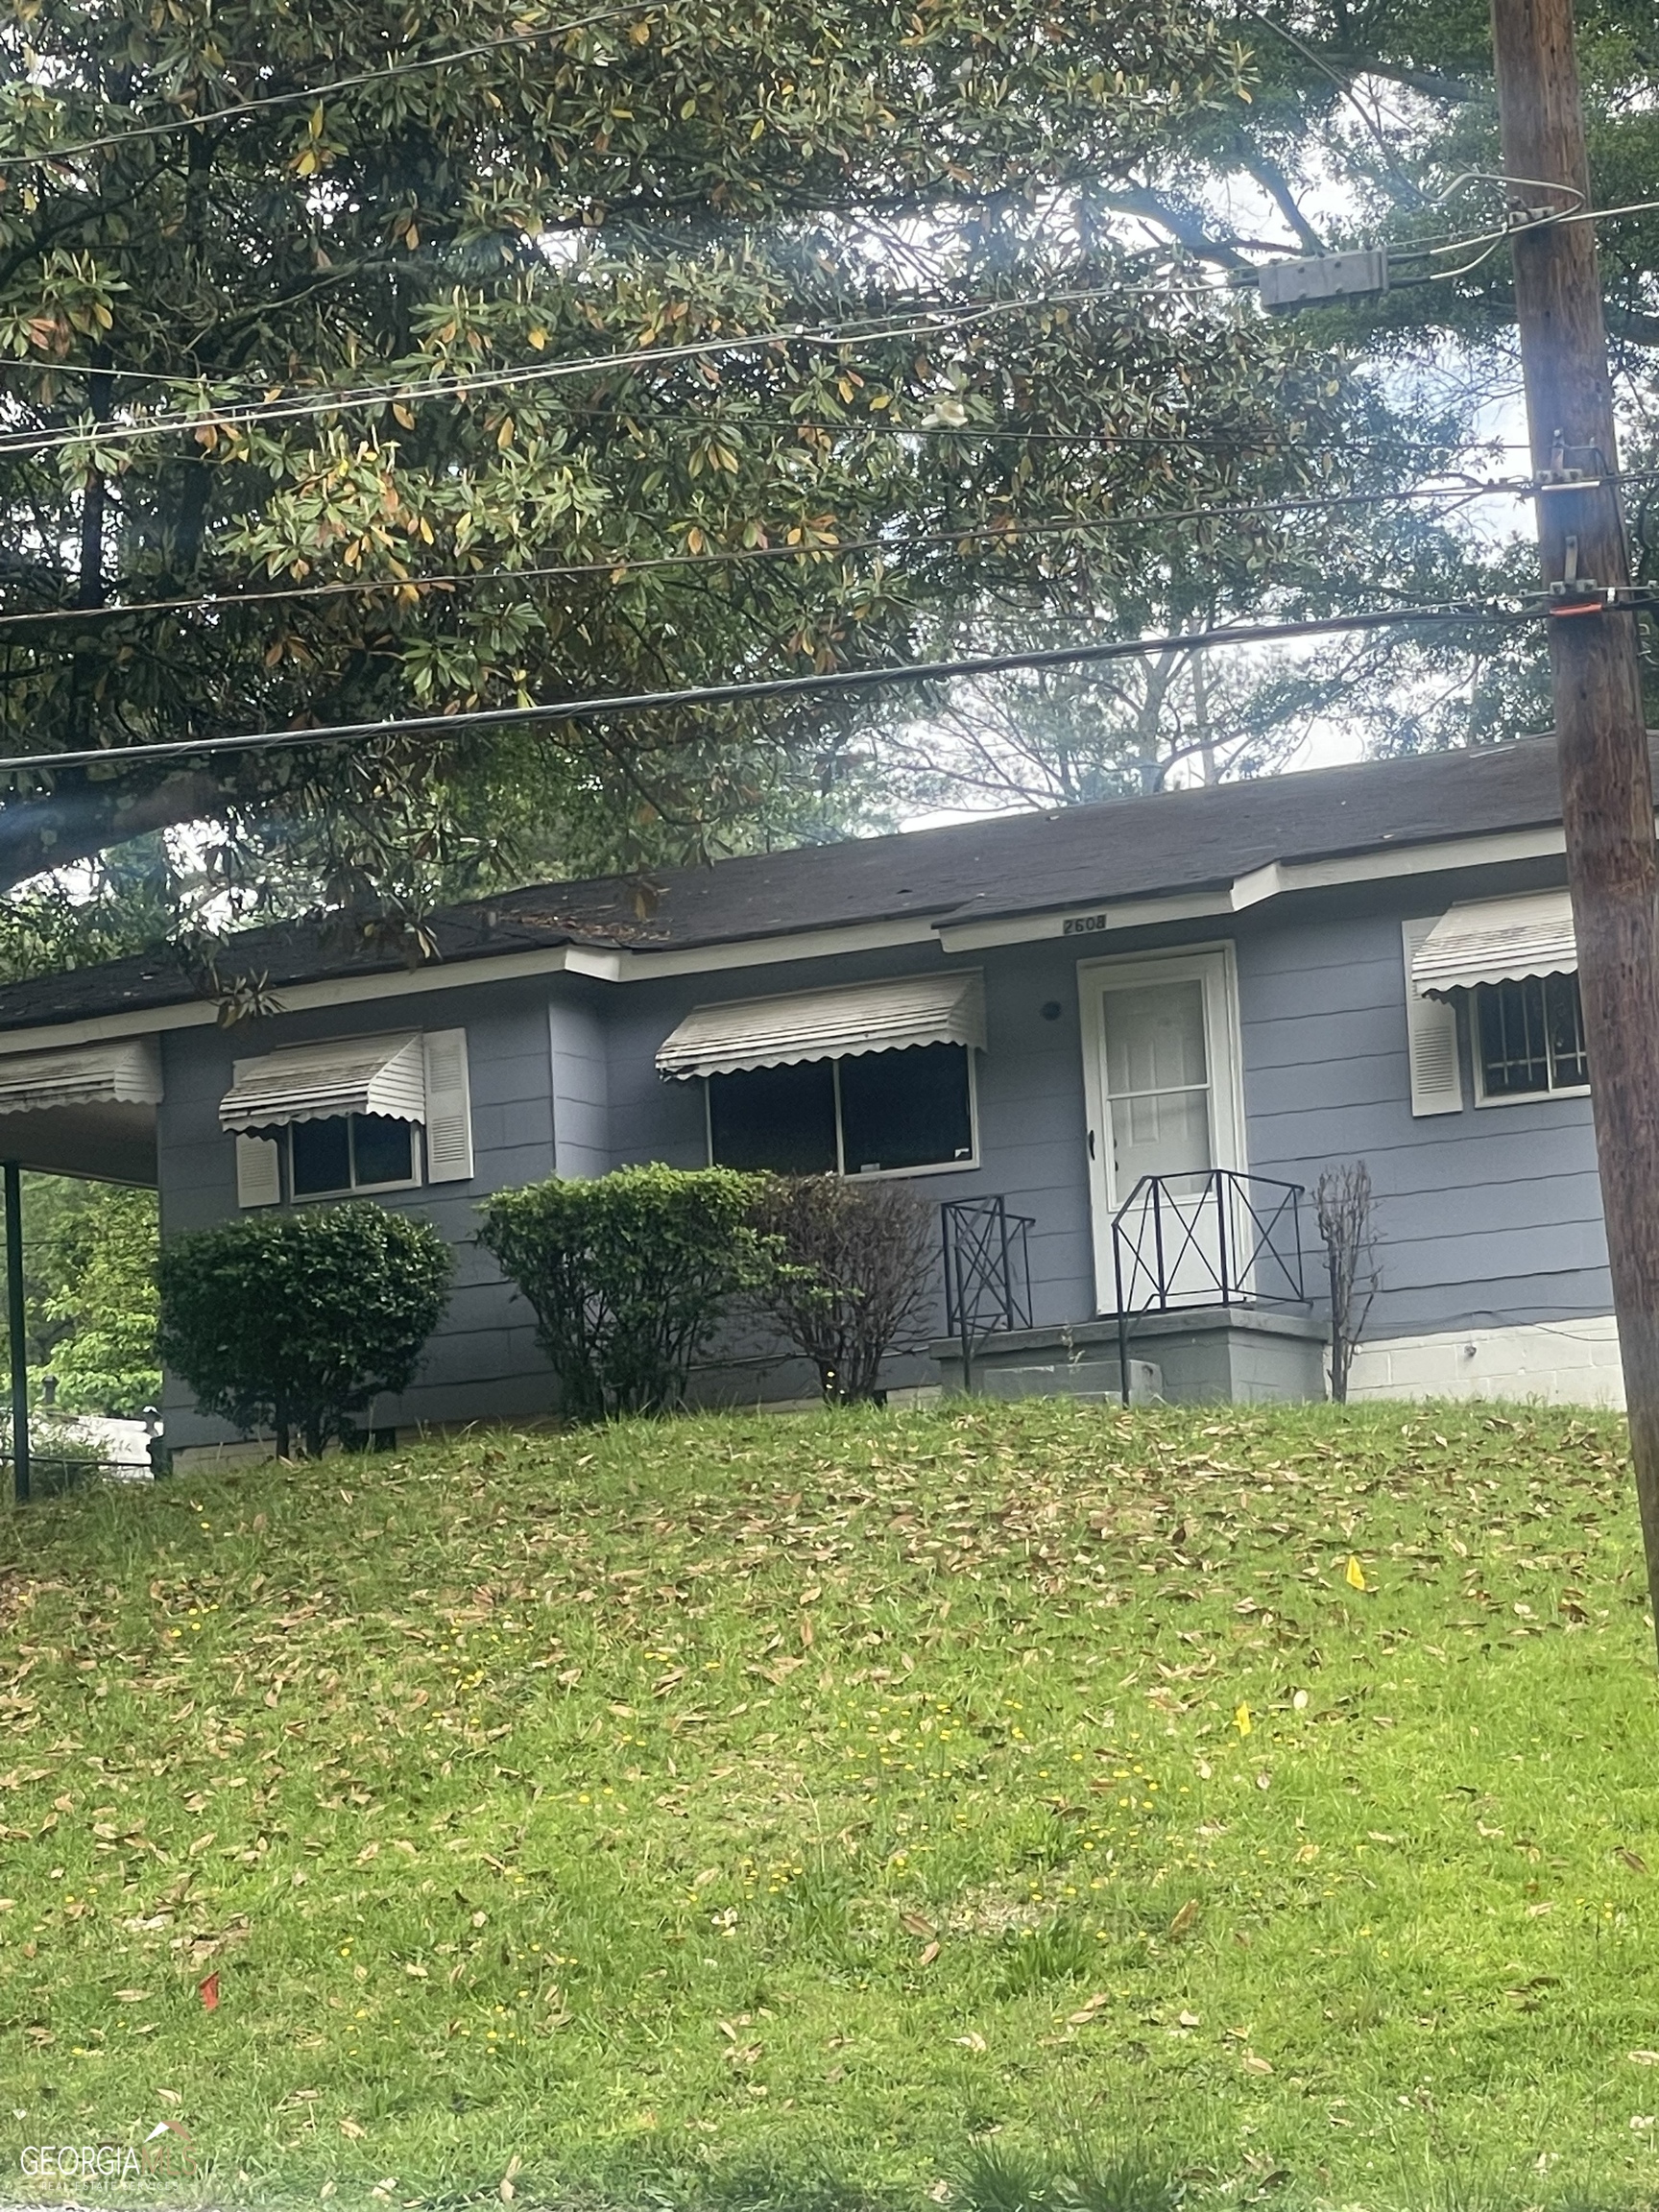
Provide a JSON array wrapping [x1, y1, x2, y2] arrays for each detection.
[[0, 735, 1581, 1035]]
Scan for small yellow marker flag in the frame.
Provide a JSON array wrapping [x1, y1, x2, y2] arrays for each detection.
[[1345, 1554, 1367, 1591], [1234, 1702, 1252, 1737]]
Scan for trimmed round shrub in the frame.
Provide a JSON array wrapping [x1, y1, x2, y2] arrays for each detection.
[[156, 1202, 452, 1458], [478, 1166, 773, 1422]]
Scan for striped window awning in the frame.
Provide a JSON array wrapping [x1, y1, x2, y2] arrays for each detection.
[[1410, 891, 1576, 998], [0, 1036, 162, 1118], [220, 1032, 426, 1131], [656, 971, 986, 1081]]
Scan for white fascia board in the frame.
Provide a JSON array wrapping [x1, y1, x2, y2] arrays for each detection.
[[0, 917, 936, 1057], [937, 888, 1236, 951], [1278, 822, 1565, 890], [932, 824, 1570, 953]]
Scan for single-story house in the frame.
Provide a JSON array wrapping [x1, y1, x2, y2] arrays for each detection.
[[0, 733, 1637, 1455]]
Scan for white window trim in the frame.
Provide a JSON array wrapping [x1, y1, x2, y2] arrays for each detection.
[[229, 1025, 473, 1207], [1469, 978, 1591, 1108], [1076, 942, 1247, 1315], [702, 1044, 981, 1180], [286, 1118, 426, 1203]]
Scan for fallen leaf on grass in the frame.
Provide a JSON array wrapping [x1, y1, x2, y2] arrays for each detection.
[[1067, 1992, 1110, 2026], [918, 1940, 941, 1966], [338, 2117, 367, 2140], [952, 2032, 987, 2053], [1345, 1555, 1367, 1591], [1167, 1898, 1200, 1938], [112, 1990, 150, 2004], [1241, 2052, 1274, 2075], [198, 1973, 219, 2011], [1630, 2052, 1659, 2066], [901, 1911, 936, 1938], [1620, 1850, 1649, 1874], [499, 2155, 522, 2202]]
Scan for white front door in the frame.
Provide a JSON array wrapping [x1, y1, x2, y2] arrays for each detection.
[[1079, 948, 1245, 1314]]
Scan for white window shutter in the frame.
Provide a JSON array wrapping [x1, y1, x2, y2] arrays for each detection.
[[1401, 918, 1464, 1116], [422, 1028, 474, 1182], [235, 1132, 281, 1207]]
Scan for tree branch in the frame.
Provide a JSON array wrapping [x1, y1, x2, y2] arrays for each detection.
[[1238, 153, 1323, 253], [0, 767, 230, 892]]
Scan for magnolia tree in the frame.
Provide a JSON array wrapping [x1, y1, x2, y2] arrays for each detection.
[[0, 0, 1362, 964]]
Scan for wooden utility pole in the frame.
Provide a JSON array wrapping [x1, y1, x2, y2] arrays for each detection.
[[1490, 0, 1659, 1646]]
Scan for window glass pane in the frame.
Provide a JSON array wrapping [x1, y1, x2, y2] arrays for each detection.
[[709, 1062, 837, 1172], [839, 1043, 974, 1173], [1545, 973, 1589, 1088], [352, 1114, 415, 1187], [1103, 983, 1207, 1094], [1478, 978, 1550, 1095], [292, 1116, 351, 1194], [1112, 1086, 1212, 1180]]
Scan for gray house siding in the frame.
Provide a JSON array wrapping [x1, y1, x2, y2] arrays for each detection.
[[549, 991, 613, 1179], [1235, 896, 1611, 1341], [606, 940, 1102, 1334], [158, 979, 567, 1449]]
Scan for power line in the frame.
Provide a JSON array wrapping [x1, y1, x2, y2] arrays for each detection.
[[0, 4, 659, 168], [0, 473, 1598, 635], [0, 369, 1535, 462], [0, 596, 1603, 781], [0, 281, 1257, 463], [0, 194, 1613, 458]]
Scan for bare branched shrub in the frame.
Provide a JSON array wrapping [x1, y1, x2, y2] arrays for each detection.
[[1315, 1160, 1382, 1405], [750, 1175, 938, 1405]]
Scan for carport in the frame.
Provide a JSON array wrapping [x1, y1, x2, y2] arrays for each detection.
[[0, 1037, 161, 1500]]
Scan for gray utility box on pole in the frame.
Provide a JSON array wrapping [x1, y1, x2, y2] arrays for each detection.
[[1259, 248, 1389, 312]]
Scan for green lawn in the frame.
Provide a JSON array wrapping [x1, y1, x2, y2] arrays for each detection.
[[3, 1401, 1659, 2212]]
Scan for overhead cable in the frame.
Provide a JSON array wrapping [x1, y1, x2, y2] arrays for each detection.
[[0, 596, 1609, 782], [0, 280, 1261, 463], [0, 471, 1608, 635]]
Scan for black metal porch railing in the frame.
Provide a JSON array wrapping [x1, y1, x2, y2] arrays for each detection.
[[1110, 1168, 1306, 1405], [940, 1193, 1035, 1393]]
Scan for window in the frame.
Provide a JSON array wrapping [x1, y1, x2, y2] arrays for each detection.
[[227, 1028, 474, 1207], [707, 1043, 976, 1176], [289, 1113, 421, 1197], [1475, 974, 1589, 1098]]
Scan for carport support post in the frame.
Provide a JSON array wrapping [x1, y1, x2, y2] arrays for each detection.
[[1492, 0, 1659, 1655], [4, 1161, 27, 1504]]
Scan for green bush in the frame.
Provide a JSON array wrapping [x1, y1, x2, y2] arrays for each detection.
[[477, 1166, 774, 1422], [156, 1202, 452, 1457]]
